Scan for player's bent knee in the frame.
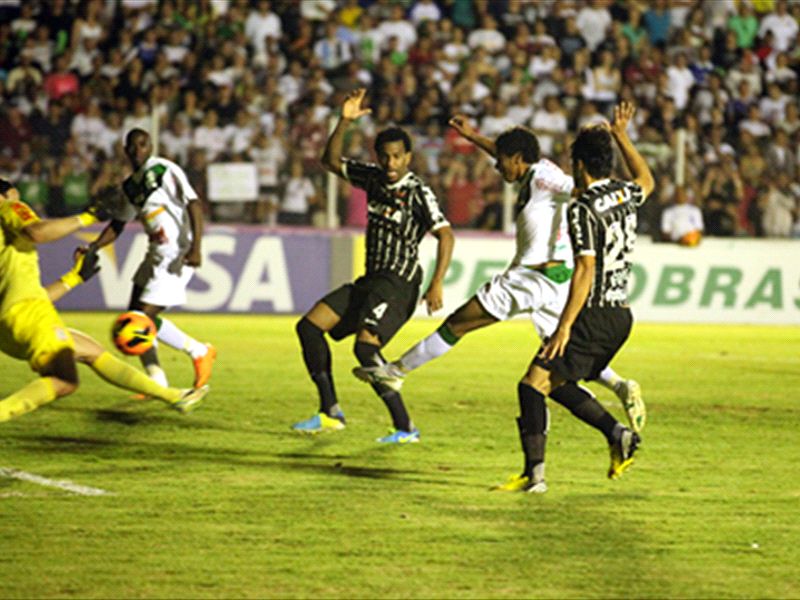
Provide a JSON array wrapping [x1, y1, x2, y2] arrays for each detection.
[[69, 329, 104, 364], [353, 340, 380, 366], [296, 317, 323, 342], [39, 348, 79, 393]]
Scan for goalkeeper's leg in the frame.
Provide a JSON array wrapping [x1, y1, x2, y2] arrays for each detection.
[[71, 329, 183, 404]]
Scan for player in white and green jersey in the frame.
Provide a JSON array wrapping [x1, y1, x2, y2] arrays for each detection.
[[85, 129, 216, 390]]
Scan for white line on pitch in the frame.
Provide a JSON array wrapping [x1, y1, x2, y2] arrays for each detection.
[[0, 467, 113, 496]]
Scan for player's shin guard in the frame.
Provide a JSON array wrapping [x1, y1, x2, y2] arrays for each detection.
[[0, 378, 58, 422], [90, 351, 181, 403], [550, 383, 618, 443], [396, 323, 459, 372], [296, 318, 337, 415], [355, 341, 413, 432], [517, 382, 548, 478]]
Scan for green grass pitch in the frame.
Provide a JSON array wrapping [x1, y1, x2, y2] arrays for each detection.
[[1, 313, 799, 599]]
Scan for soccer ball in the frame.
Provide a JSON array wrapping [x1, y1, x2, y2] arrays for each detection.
[[111, 311, 156, 356]]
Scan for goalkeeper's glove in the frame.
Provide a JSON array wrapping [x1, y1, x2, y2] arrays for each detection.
[[77, 196, 115, 226], [59, 248, 100, 290]]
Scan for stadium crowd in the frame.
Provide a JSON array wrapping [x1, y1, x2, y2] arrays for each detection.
[[0, 0, 799, 237]]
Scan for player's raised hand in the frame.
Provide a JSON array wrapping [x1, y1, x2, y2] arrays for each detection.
[[610, 102, 635, 136], [448, 114, 477, 139], [341, 88, 372, 121]]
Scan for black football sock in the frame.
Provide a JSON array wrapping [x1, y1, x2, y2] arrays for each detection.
[[296, 318, 337, 415], [549, 383, 617, 443], [517, 382, 548, 478], [355, 341, 413, 432]]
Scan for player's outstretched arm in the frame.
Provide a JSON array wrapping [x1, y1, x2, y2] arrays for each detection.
[[21, 192, 116, 244], [45, 248, 101, 303], [448, 115, 497, 158], [422, 225, 455, 315], [607, 102, 655, 198], [321, 88, 372, 178]]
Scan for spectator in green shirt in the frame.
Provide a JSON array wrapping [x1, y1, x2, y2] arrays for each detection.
[[729, 3, 759, 49]]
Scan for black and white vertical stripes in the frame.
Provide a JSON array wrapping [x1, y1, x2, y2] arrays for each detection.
[[568, 179, 645, 308], [344, 159, 449, 282]]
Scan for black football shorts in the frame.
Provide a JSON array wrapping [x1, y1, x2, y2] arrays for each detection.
[[536, 306, 633, 382], [323, 270, 421, 345]]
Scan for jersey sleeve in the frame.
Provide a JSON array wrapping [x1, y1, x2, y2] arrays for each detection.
[[567, 200, 597, 256], [534, 159, 574, 195], [626, 181, 646, 207], [1, 200, 40, 232], [171, 163, 199, 202], [416, 184, 450, 232], [341, 159, 381, 190]]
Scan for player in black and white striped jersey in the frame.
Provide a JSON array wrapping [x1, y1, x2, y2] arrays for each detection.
[[499, 102, 655, 493], [291, 88, 454, 444]]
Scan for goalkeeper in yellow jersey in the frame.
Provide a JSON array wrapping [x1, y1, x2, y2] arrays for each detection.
[[0, 178, 208, 422]]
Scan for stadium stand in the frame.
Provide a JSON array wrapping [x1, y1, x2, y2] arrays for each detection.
[[0, 0, 798, 237]]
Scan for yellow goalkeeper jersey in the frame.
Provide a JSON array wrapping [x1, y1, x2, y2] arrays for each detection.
[[0, 198, 48, 317]]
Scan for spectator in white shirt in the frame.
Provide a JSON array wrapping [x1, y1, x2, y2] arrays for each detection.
[[467, 13, 507, 54], [409, 0, 441, 24], [759, 82, 788, 126], [531, 95, 568, 157], [193, 109, 227, 162], [739, 105, 771, 138], [378, 4, 417, 53], [300, 0, 336, 22], [160, 115, 193, 164], [661, 186, 704, 246], [280, 158, 318, 226], [245, 0, 281, 56], [665, 53, 695, 111], [506, 86, 535, 124], [278, 60, 304, 106], [480, 99, 516, 138], [354, 13, 385, 68], [575, 0, 612, 52], [759, 0, 798, 53], [761, 172, 796, 237], [765, 52, 797, 87], [225, 109, 258, 159], [725, 52, 762, 98], [71, 99, 108, 158], [122, 97, 151, 137]]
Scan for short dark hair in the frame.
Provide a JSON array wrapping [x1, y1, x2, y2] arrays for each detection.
[[374, 127, 412, 154], [125, 128, 150, 147], [0, 178, 14, 196], [495, 127, 540, 163], [571, 127, 614, 178]]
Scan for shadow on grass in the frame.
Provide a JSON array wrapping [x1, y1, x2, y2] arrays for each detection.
[[5, 433, 471, 487]]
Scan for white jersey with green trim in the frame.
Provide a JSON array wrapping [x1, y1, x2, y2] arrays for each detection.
[[511, 158, 574, 268], [117, 156, 198, 260]]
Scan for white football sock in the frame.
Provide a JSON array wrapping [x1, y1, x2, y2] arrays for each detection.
[[596, 366, 623, 391], [157, 317, 207, 359], [397, 328, 457, 372]]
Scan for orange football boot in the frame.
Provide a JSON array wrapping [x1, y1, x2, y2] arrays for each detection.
[[193, 343, 217, 388]]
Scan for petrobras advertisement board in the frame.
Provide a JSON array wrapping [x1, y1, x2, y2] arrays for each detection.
[[38, 225, 332, 314], [416, 234, 800, 325]]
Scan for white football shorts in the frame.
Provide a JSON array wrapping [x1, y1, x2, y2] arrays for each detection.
[[475, 265, 569, 340], [133, 254, 195, 307]]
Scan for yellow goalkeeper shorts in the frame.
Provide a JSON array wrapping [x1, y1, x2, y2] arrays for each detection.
[[0, 298, 74, 372]]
